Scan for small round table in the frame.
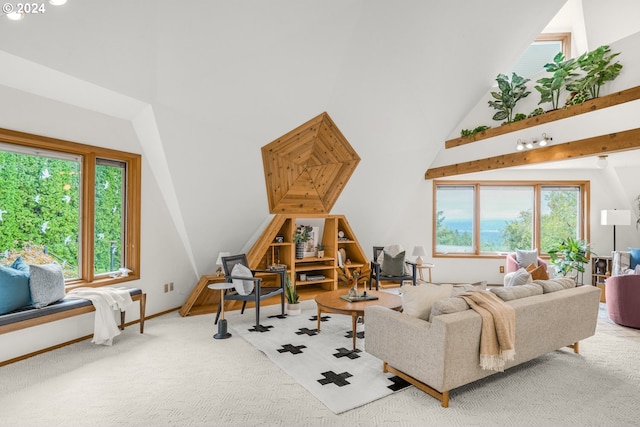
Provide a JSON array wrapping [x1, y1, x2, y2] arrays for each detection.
[[208, 282, 235, 339], [315, 289, 402, 350]]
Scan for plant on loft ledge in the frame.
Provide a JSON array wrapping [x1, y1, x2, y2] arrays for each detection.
[[547, 237, 594, 284], [460, 125, 491, 140], [565, 45, 623, 106], [488, 72, 530, 124], [293, 225, 312, 259], [535, 52, 578, 111]]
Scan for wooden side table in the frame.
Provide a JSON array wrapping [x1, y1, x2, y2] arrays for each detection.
[[417, 263, 435, 283], [208, 282, 235, 339]]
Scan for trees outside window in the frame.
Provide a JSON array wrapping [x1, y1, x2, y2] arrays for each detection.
[[434, 181, 588, 257], [0, 128, 140, 287]]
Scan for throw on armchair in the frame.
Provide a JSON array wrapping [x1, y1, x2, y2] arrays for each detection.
[[505, 251, 547, 273]]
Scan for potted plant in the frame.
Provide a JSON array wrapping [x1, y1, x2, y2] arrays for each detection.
[[292, 225, 312, 259], [488, 72, 530, 124], [568, 45, 623, 102], [284, 273, 301, 315], [316, 243, 325, 258], [547, 237, 594, 284], [534, 52, 578, 110]]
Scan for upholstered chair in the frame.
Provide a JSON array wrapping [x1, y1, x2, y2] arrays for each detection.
[[605, 274, 640, 329]]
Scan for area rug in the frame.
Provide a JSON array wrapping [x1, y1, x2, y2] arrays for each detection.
[[225, 299, 410, 414]]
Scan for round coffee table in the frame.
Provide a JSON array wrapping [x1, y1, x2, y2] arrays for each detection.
[[315, 289, 402, 350]]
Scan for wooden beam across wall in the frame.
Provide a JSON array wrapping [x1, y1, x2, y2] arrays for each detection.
[[425, 127, 640, 179]]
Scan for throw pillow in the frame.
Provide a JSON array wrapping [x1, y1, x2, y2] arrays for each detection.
[[28, 262, 65, 309], [0, 264, 31, 314], [10, 256, 30, 274], [381, 250, 405, 276], [507, 267, 532, 287], [516, 249, 538, 269], [527, 264, 549, 280], [629, 247, 640, 269], [231, 263, 255, 295], [401, 283, 453, 321]]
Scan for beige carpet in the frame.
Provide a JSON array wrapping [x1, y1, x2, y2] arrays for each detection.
[[0, 305, 638, 427]]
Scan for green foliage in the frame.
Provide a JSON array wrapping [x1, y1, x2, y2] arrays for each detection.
[[284, 273, 299, 304], [547, 237, 594, 277], [460, 125, 491, 139], [501, 210, 533, 250], [512, 113, 527, 122], [568, 45, 622, 99], [435, 211, 472, 247], [293, 225, 313, 243], [488, 73, 531, 123], [528, 108, 545, 118], [94, 164, 124, 274], [535, 52, 578, 110]]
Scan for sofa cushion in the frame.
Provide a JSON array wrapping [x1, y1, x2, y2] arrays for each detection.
[[516, 249, 538, 268], [533, 277, 576, 293], [401, 283, 453, 321], [28, 262, 66, 309], [629, 247, 640, 269], [507, 267, 532, 287], [490, 283, 543, 301], [429, 296, 470, 320], [0, 264, 31, 314]]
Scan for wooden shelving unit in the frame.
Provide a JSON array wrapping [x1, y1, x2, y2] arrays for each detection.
[[180, 214, 369, 316], [591, 255, 612, 303]]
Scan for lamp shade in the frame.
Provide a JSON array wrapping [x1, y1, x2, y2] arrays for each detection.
[[601, 210, 631, 226], [412, 245, 427, 264]]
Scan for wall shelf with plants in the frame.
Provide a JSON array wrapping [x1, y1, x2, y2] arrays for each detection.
[[446, 45, 633, 149]]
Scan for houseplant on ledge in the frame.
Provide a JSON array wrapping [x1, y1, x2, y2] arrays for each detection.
[[284, 273, 301, 315], [293, 225, 312, 259]]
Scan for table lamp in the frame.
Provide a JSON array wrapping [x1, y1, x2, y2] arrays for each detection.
[[601, 209, 631, 251], [412, 245, 427, 265]]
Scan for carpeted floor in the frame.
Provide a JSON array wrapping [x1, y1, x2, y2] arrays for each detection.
[[0, 303, 638, 427]]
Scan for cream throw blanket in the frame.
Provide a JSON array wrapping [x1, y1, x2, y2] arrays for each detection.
[[65, 287, 133, 346], [460, 290, 516, 372]]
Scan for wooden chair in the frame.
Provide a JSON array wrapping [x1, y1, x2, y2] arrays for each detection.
[[369, 246, 417, 290], [215, 254, 285, 331]]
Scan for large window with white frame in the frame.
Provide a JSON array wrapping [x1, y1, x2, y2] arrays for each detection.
[[0, 128, 141, 287], [433, 181, 589, 257]]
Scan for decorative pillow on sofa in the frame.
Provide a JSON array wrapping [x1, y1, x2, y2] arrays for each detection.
[[231, 263, 255, 296], [11, 256, 30, 274], [629, 247, 640, 269], [533, 277, 576, 293], [0, 263, 31, 314], [526, 263, 549, 281], [516, 249, 538, 269], [491, 283, 543, 301], [381, 250, 406, 276], [28, 262, 65, 309], [507, 267, 532, 287], [400, 283, 453, 321]]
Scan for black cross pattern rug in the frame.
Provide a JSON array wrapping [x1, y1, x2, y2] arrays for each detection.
[[226, 300, 410, 414]]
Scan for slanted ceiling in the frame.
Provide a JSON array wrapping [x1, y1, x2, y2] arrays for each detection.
[[261, 112, 359, 214]]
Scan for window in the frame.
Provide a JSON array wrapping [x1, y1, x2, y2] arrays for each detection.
[[0, 128, 141, 287], [511, 33, 572, 79], [434, 181, 588, 257]]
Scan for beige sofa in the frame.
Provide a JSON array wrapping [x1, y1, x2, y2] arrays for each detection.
[[364, 279, 601, 407]]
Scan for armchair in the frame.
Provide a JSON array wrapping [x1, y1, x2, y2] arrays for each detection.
[[215, 254, 285, 331], [369, 246, 417, 291], [605, 274, 640, 329]]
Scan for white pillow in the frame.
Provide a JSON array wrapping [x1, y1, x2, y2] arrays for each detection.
[[516, 249, 538, 269], [28, 262, 66, 308], [507, 267, 532, 287], [400, 283, 454, 321], [231, 263, 255, 295]]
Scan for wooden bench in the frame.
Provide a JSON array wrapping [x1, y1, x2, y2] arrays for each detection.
[[0, 288, 146, 335]]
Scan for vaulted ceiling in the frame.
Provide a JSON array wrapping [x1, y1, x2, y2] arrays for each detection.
[[1, 0, 638, 274]]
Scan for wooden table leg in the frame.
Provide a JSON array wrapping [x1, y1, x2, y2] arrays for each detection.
[[317, 306, 321, 331]]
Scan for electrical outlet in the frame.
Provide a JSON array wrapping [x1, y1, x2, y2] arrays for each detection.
[[499, 266, 505, 273], [164, 283, 169, 293], [169, 282, 174, 291]]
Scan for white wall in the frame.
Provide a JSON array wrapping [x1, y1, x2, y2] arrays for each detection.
[[0, 85, 197, 363]]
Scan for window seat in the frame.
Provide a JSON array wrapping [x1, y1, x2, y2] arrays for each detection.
[[0, 288, 146, 335]]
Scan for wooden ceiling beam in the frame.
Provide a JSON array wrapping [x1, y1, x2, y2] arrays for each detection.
[[425, 127, 640, 179]]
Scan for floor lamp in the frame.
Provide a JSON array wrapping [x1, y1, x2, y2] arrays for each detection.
[[601, 210, 631, 251]]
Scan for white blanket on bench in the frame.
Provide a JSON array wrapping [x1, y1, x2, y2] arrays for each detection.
[[65, 287, 133, 346]]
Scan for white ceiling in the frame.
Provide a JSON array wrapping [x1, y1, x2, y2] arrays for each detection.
[[1, 0, 638, 272]]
